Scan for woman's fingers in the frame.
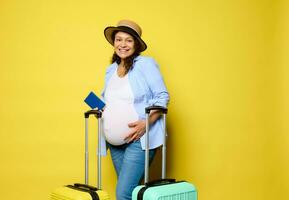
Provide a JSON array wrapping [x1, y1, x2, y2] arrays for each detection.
[[124, 129, 135, 141], [127, 133, 138, 143], [128, 121, 137, 127], [124, 130, 143, 143], [124, 120, 146, 143]]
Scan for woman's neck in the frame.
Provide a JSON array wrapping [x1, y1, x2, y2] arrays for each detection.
[[117, 62, 127, 77]]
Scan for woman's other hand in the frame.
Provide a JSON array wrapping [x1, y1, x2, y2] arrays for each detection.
[[124, 120, 146, 143]]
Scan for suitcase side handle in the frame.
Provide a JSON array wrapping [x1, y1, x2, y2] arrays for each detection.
[[145, 178, 176, 187], [66, 184, 99, 200], [74, 183, 98, 191]]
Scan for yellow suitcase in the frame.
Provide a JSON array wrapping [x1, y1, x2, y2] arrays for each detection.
[[50, 110, 110, 200], [51, 183, 109, 200]]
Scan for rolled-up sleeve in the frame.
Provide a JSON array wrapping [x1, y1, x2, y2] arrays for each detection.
[[141, 58, 170, 107]]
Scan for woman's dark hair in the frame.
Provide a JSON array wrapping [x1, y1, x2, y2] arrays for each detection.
[[111, 31, 142, 74]]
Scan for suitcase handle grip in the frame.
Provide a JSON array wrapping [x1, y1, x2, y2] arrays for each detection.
[[145, 106, 167, 114], [74, 183, 98, 191], [85, 110, 102, 118], [84, 110, 103, 189], [145, 106, 168, 184], [66, 184, 99, 200], [145, 178, 176, 187]]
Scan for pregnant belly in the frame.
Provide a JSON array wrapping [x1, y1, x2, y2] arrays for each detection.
[[103, 103, 138, 145]]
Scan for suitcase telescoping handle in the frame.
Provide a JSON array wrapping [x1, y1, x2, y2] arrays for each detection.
[[144, 106, 168, 184], [84, 110, 103, 189]]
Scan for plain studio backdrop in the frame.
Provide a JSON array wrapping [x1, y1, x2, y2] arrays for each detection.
[[0, 0, 288, 199]]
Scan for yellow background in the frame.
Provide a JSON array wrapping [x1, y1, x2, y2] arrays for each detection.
[[0, 0, 288, 199]]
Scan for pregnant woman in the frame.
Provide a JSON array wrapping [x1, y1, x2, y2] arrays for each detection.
[[101, 19, 169, 200]]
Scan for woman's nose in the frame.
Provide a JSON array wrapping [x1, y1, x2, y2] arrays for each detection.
[[120, 41, 127, 47]]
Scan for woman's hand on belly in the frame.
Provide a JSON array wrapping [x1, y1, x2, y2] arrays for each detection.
[[124, 120, 146, 143]]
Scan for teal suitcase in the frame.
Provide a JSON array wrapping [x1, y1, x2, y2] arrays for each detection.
[[132, 106, 197, 200], [132, 179, 197, 200]]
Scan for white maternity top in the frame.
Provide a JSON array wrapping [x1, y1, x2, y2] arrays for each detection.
[[103, 69, 139, 145]]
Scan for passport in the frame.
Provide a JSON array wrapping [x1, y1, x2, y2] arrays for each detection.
[[84, 91, 105, 110]]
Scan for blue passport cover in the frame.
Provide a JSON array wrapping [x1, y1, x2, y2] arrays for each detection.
[[84, 91, 105, 110]]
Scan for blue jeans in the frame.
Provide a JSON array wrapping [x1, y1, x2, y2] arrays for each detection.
[[107, 140, 156, 200]]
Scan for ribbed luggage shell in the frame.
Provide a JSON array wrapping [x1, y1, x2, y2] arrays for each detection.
[[132, 181, 197, 200], [51, 186, 109, 200]]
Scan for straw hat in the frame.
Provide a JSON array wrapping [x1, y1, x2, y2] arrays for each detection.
[[104, 19, 147, 52]]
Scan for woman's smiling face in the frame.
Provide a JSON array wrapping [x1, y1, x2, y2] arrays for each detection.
[[113, 31, 136, 60]]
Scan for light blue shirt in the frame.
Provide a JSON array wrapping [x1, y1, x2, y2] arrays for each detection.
[[101, 55, 169, 154]]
